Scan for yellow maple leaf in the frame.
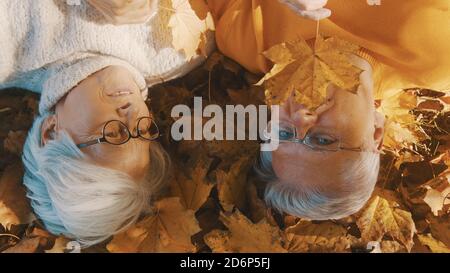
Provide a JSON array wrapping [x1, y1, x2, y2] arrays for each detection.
[[356, 189, 416, 252], [379, 89, 418, 123], [383, 120, 423, 156], [107, 197, 200, 253], [170, 159, 214, 211], [164, 0, 215, 60], [204, 210, 287, 253], [378, 89, 428, 156], [285, 220, 357, 253], [418, 234, 450, 253], [216, 157, 252, 212], [258, 36, 362, 110]]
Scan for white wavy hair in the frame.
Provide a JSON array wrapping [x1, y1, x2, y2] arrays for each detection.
[[256, 150, 380, 220], [22, 113, 170, 247]]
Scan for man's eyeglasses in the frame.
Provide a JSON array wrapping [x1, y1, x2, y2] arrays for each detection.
[[263, 121, 363, 152], [76, 117, 160, 149]]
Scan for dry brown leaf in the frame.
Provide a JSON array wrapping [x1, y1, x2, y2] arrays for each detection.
[[205, 52, 242, 74], [107, 197, 200, 253], [258, 36, 362, 110], [217, 157, 252, 212], [107, 224, 148, 253], [417, 234, 450, 253], [227, 86, 265, 106], [0, 164, 33, 227], [284, 220, 356, 253], [171, 160, 213, 211], [428, 214, 450, 248], [394, 151, 423, 170], [284, 215, 301, 229], [421, 171, 450, 216], [205, 51, 224, 71], [380, 240, 407, 253], [246, 179, 268, 224], [417, 99, 444, 111], [3, 130, 27, 156], [411, 235, 433, 253], [333, 216, 357, 228], [166, 0, 215, 60], [356, 189, 416, 251], [204, 210, 287, 253], [440, 96, 450, 111], [44, 237, 71, 253], [204, 139, 259, 161], [2, 236, 48, 253], [431, 151, 450, 167], [402, 170, 450, 217]]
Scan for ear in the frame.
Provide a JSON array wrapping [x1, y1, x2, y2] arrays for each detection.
[[40, 115, 58, 146], [373, 111, 385, 152]]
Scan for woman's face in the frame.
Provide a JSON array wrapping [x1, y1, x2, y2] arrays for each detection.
[[271, 56, 385, 190], [46, 66, 151, 180]]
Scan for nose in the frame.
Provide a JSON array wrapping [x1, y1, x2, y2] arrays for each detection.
[[117, 102, 140, 132], [289, 101, 318, 139], [128, 105, 140, 134]]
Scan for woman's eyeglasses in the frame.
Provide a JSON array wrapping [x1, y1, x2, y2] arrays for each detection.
[[263, 121, 363, 152], [76, 117, 160, 149]]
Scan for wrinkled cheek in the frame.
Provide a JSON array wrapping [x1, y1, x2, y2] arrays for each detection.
[[271, 148, 295, 176]]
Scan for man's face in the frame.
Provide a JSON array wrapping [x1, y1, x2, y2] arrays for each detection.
[[270, 56, 383, 192]]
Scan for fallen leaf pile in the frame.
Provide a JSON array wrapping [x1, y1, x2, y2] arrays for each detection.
[[0, 50, 448, 253]]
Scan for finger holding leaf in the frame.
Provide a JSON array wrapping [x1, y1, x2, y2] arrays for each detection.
[[278, 0, 331, 21]]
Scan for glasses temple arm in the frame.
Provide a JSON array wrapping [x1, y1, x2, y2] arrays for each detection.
[[76, 138, 104, 149]]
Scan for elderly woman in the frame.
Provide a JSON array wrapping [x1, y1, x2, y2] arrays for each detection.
[[0, 0, 448, 247]]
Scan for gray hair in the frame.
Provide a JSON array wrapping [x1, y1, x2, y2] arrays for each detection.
[[22, 113, 170, 247], [256, 150, 379, 220]]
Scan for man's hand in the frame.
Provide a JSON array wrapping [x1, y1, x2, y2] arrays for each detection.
[[87, 0, 158, 25], [278, 0, 331, 20]]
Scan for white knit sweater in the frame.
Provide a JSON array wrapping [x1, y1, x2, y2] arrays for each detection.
[[0, 0, 214, 114]]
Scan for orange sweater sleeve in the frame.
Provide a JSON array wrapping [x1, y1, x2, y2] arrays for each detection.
[[207, 0, 450, 94]]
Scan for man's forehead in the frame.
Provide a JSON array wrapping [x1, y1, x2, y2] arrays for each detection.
[[271, 146, 358, 181]]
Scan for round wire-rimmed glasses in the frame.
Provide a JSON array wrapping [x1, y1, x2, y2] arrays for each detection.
[[76, 117, 160, 149], [263, 120, 363, 152]]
